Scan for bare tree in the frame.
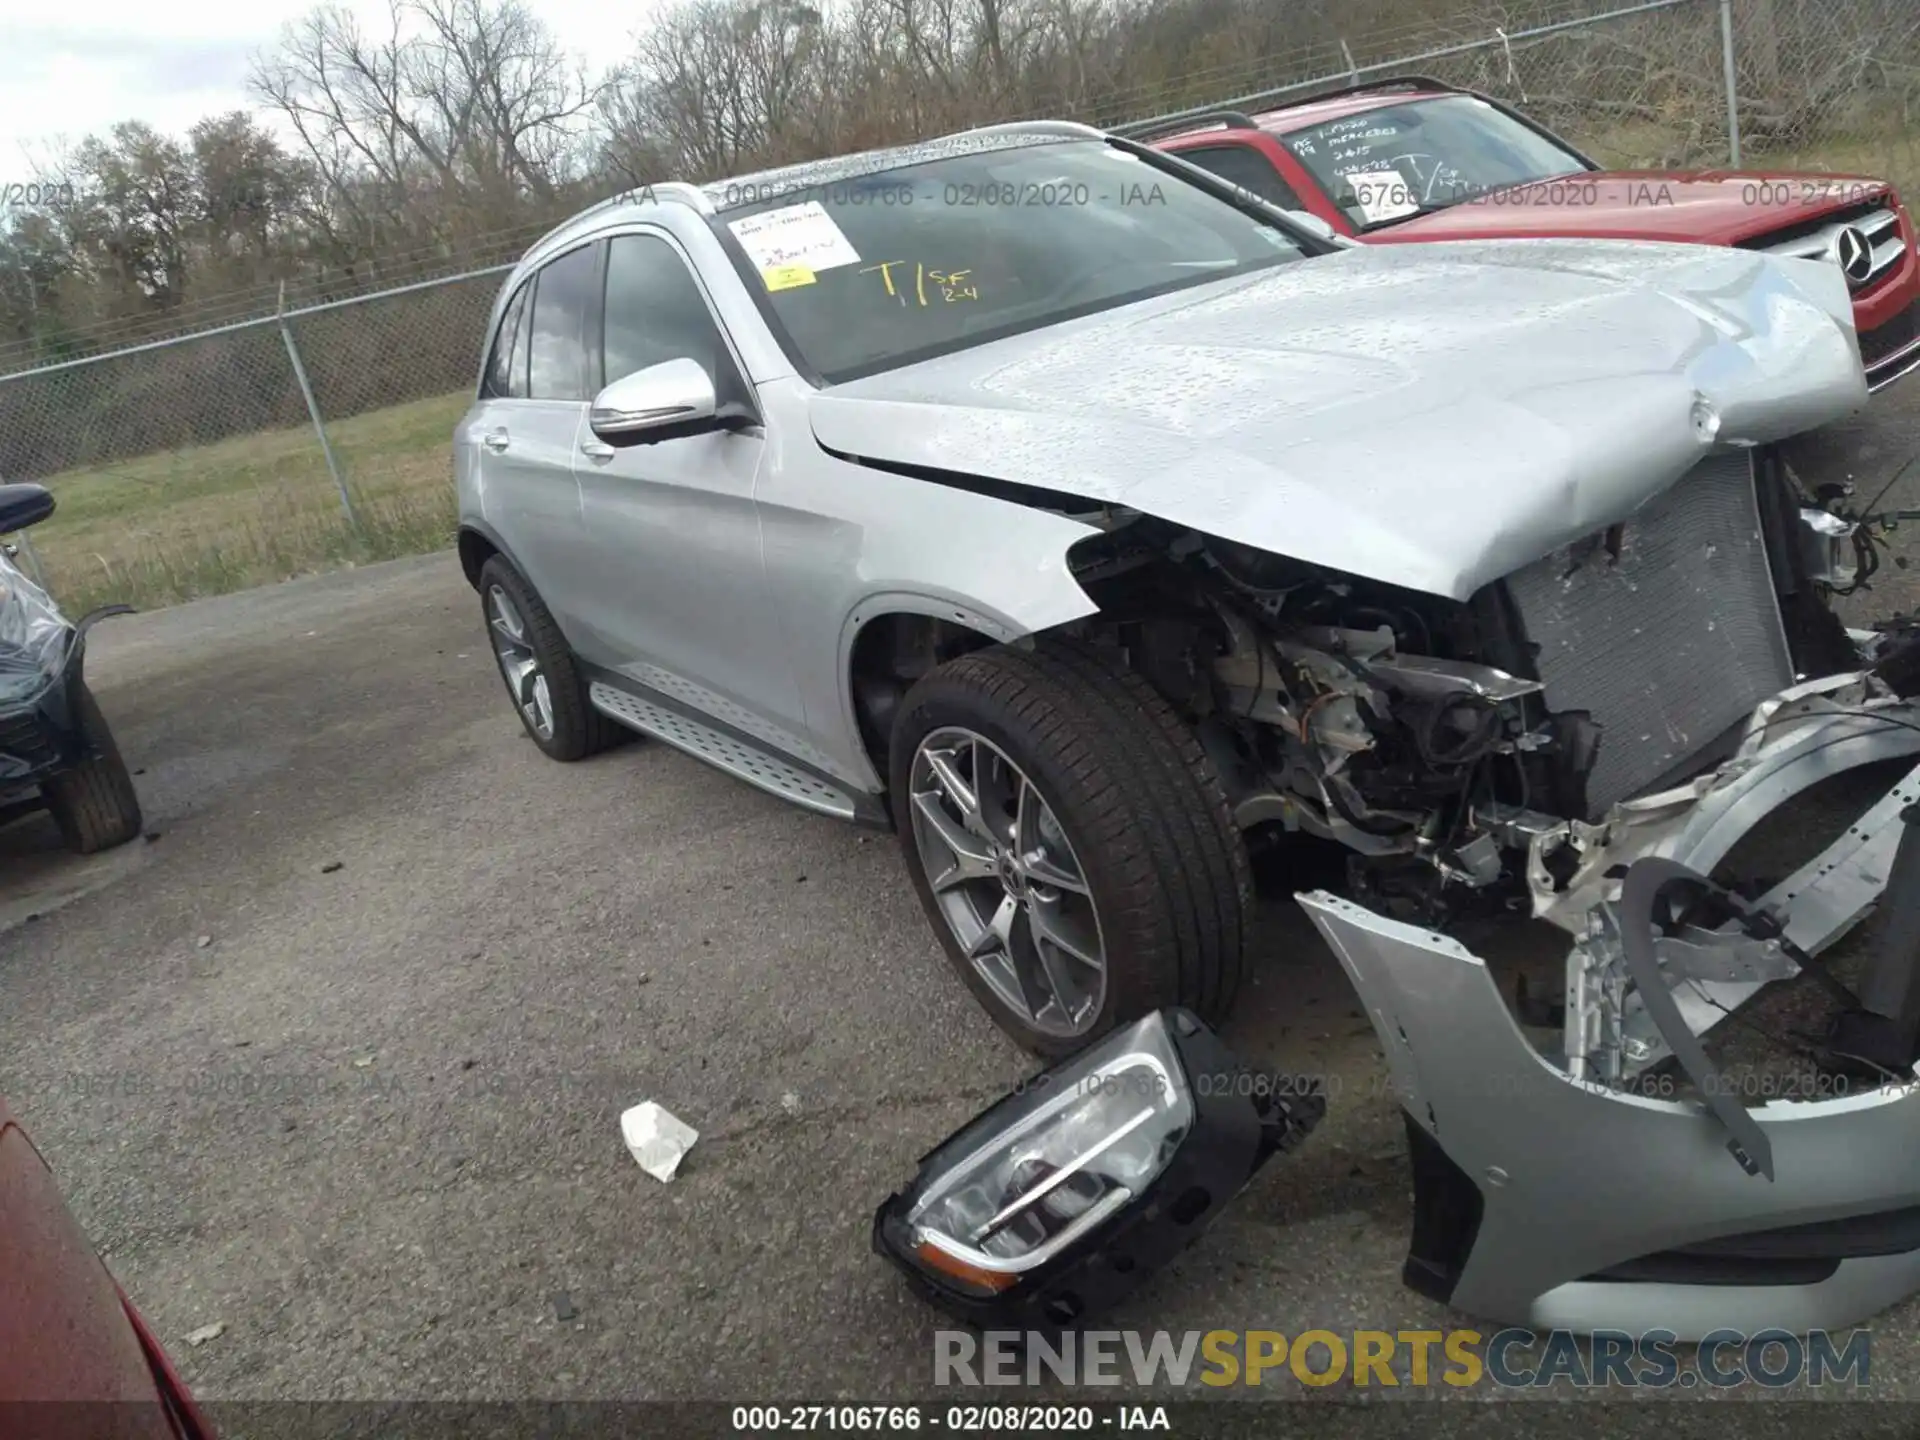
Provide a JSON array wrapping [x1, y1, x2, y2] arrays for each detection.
[[251, 3, 423, 231], [250, 0, 600, 242], [7, 0, 1920, 377], [606, 1, 779, 178], [410, 0, 603, 199]]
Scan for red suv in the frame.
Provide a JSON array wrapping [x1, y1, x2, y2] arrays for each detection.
[[1146, 76, 1920, 393]]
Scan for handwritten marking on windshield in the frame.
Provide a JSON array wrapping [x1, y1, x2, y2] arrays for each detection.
[[859, 262, 980, 305]]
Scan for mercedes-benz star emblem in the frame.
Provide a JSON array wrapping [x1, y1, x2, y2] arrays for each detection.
[[1832, 225, 1875, 288]]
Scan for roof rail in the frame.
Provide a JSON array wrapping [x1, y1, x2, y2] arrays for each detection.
[[520, 180, 712, 264], [1270, 73, 1459, 111], [1112, 73, 1460, 142], [1118, 110, 1259, 144], [963, 119, 1108, 143]]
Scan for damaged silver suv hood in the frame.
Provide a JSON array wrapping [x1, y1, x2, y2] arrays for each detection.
[[813, 238, 1865, 599]]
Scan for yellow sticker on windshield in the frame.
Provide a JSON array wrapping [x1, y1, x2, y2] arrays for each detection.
[[762, 264, 816, 292]]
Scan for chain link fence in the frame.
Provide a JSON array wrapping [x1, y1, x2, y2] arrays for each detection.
[[1, 0, 1917, 614], [0, 267, 507, 615]]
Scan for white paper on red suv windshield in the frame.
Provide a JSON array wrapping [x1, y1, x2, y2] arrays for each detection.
[[1343, 170, 1420, 223]]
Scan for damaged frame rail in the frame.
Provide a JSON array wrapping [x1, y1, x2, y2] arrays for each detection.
[[1299, 670, 1920, 1339]]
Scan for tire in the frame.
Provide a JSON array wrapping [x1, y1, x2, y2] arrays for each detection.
[[43, 681, 142, 855], [891, 637, 1250, 1058], [478, 556, 620, 762]]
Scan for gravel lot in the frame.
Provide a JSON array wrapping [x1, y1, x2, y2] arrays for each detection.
[[3, 391, 1920, 1427]]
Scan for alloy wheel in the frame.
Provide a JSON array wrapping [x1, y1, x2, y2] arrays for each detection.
[[908, 726, 1108, 1038], [487, 583, 555, 741]]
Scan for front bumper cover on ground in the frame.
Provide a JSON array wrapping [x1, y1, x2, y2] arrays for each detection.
[[1297, 674, 1920, 1340]]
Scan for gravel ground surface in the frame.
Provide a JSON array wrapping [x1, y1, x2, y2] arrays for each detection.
[[2, 389, 1920, 1432]]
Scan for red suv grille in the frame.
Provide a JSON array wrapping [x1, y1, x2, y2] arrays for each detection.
[[1744, 198, 1907, 296]]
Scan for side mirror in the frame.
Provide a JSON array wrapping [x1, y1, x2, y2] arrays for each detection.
[[589, 358, 718, 444], [1283, 210, 1340, 244], [0, 483, 55, 533]]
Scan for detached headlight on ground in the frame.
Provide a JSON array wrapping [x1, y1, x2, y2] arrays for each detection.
[[873, 1010, 1323, 1326]]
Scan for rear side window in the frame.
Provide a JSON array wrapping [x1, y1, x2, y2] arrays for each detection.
[[528, 243, 601, 401], [602, 234, 746, 408], [483, 281, 532, 398], [1179, 143, 1305, 211]]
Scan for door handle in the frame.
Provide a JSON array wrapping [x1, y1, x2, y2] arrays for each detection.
[[482, 428, 510, 453], [580, 439, 616, 461]]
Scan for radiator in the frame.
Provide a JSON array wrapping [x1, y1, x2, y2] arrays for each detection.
[[1503, 451, 1794, 818]]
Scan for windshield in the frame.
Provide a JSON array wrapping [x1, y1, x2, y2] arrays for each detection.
[[712, 139, 1309, 384], [1279, 95, 1589, 231]]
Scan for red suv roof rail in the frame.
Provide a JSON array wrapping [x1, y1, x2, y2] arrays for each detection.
[[1114, 74, 1460, 141], [1123, 110, 1261, 144], [1266, 73, 1461, 112]]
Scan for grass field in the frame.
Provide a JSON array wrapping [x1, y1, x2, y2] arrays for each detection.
[[16, 392, 467, 616]]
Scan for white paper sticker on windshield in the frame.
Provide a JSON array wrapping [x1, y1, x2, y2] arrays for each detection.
[[728, 202, 862, 273], [1344, 170, 1420, 223]]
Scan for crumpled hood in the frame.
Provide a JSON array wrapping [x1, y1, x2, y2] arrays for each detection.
[[809, 239, 1866, 600]]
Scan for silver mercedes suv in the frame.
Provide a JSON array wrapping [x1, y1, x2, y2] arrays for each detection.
[[455, 118, 1894, 1085]]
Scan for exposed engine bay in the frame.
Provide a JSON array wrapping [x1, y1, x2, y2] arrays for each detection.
[[1041, 438, 1920, 1335], [1067, 445, 1869, 936]]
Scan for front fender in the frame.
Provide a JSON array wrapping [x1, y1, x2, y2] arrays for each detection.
[[753, 378, 1104, 792], [456, 518, 532, 591], [835, 578, 1098, 791]]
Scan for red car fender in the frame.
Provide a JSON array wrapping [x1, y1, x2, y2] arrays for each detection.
[[0, 1097, 215, 1437]]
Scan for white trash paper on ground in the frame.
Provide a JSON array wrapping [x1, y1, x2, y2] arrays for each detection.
[[621, 1101, 699, 1182]]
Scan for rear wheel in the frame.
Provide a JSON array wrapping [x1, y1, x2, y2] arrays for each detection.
[[478, 556, 619, 762], [891, 639, 1250, 1057], [43, 681, 142, 854]]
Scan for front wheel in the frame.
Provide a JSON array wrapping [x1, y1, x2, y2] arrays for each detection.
[[891, 639, 1250, 1057]]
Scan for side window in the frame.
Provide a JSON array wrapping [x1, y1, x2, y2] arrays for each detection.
[[603, 233, 746, 409], [1179, 144, 1305, 211], [483, 280, 532, 398], [528, 242, 600, 401]]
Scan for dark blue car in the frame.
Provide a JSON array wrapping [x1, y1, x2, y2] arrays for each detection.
[[0, 482, 141, 853]]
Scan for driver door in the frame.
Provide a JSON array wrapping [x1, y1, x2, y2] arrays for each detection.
[[568, 231, 811, 759]]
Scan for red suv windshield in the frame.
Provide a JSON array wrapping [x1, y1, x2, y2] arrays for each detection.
[[1279, 94, 1590, 231]]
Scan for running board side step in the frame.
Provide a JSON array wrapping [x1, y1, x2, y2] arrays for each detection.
[[587, 681, 858, 820]]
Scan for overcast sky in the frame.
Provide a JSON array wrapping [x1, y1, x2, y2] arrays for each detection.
[[0, 2, 644, 172]]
